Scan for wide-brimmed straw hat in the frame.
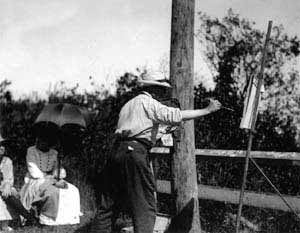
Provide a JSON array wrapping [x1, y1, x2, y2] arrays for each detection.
[[136, 71, 172, 88]]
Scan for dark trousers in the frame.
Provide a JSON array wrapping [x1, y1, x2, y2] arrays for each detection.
[[1, 191, 37, 223], [91, 140, 156, 233]]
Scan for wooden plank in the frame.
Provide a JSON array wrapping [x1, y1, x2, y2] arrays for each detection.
[[196, 149, 300, 161], [150, 147, 170, 154], [150, 147, 300, 161], [157, 180, 300, 212]]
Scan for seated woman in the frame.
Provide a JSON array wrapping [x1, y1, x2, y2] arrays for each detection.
[[20, 136, 81, 226], [0, 137, 18, 231]]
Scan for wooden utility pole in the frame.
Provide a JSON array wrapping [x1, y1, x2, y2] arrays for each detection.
[[169, 0, 201, 232]]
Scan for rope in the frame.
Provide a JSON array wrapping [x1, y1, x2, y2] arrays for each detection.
[[249, 157, 300, 221]]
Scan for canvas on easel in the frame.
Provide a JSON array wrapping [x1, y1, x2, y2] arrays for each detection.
[[240, 75, 265, 130]]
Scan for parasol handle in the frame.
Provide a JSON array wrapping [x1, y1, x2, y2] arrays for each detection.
[[57, 150, 62, 181]]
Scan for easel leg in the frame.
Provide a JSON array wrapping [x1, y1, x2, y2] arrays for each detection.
[[235, 130, 254, 233]]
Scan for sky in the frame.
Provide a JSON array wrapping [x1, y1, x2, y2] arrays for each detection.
[[0, 0, 299, 98]]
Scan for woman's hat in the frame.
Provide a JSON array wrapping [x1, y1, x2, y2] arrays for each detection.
[[136, 71, 172, 88]]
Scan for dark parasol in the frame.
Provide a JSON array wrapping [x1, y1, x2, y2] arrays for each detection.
[[34, 103, 90, 179]]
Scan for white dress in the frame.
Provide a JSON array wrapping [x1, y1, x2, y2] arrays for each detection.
[[0, 156, 17, 221], [39, 182, 81, 225]]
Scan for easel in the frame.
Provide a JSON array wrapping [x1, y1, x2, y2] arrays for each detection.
[[235, 20, 300, 232], [235, 21, 272, 233]]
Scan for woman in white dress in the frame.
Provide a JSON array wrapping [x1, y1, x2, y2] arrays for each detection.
[[20, 136, 60, 221], [20, 136, 81, 225]]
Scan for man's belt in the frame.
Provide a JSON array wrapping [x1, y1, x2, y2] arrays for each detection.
[[127, 137, 152, 151], [115, 134, 152, 151]]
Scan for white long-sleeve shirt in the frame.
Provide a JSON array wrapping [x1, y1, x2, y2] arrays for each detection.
[[115, 92, 182, 144]]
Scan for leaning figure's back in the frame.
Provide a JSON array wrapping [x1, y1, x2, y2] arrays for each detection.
[[116, 94, 153, 138]]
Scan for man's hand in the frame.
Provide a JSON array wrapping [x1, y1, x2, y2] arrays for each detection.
[[206, 99, 222, 113], [2, 183, 12, 197], [181, 98, 222, 120]]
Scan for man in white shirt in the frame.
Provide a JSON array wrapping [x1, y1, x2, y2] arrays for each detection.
[[91, 72, 221, 233]]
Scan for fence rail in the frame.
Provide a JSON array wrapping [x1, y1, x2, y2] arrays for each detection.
[[151, 147, 300, 212], [150, 147, 300, 161]]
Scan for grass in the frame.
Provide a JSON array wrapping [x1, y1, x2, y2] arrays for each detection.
[[3, 211, 94, 233], [8, 157, 98, 233], [3, 192, 300, 233]]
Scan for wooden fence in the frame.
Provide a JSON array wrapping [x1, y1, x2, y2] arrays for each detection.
[[150, 147, 300, 212]]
